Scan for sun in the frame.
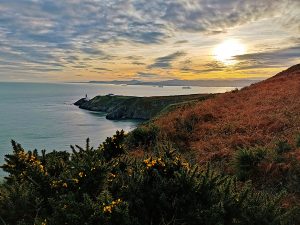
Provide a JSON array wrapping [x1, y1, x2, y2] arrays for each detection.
[[213, 39, 246, 65]]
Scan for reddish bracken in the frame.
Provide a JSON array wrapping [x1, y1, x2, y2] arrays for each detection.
[[154, 64, 300, 163]]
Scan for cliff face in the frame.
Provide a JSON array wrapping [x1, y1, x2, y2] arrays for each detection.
[[74, 94, 213, 120]]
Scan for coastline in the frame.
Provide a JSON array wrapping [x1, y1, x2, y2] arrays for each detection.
[[74, 93, 214, 120]]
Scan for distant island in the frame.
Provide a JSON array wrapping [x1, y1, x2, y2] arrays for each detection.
[[87, 78, 261, 87]]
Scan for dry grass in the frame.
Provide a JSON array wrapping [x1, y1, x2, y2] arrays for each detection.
[[154, 64, 300, 163]]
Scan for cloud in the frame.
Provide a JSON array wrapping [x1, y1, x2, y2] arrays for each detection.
[[81, 48, 106, 56], [233, 45, 300, 70], [132, 61, 146, 65], [181, 61, 227, 74], [93, 67, 113, 72], [148, 51, 186, 69], [0, 0, 299, 79], [134, 0, 299, 33], [174, 40, 189, 44], [136, 72, 160, 78]]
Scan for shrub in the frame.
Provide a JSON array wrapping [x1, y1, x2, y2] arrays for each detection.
[[232, 147, 267, 181], [0, 180, 42, 225], [108, 147, 295, 225], [275, 140, 292, 154], [0, 137, 296, 225], [126, 125, 159, 148], [100, 130, 127, 161], [175, 112, 200, 133]]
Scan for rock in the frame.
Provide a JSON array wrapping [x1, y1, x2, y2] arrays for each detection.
[[74, 98, 88, 106]]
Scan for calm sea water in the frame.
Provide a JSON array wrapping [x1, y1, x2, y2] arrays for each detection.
[[0, 82, 237, 176]]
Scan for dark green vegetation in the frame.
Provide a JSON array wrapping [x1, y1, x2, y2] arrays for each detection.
[[1, 131, 298, 225], [75, 94, 213, 120]]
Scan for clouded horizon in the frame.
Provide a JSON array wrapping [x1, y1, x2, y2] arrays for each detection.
[[0, 0, 299, 82]]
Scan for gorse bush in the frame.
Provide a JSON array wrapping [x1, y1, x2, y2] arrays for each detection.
[[100, 129, 127, 161], [275, 140, 292, 154], [126, 124, 159, 148], [232, 147, 267, 181], [0, 131, 298, 225]]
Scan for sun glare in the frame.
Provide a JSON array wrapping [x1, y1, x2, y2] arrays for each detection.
[[213, 39, 246, 65]]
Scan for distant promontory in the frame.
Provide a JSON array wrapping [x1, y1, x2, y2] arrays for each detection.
[[74, 94, 213, 120], [88, 78, 260, 87]]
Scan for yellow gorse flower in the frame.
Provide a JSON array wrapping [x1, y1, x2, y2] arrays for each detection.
[[103, 198, 122, 214], [78, 171, 86, 177], [108, 172, 117, 182], [72, 178, 79, 184], [51, 180, 60, 188], [103, 205, 113, 213], [144, 157, 165, 169], [15, 151, 47, 174]]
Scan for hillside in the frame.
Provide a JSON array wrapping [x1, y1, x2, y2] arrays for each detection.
[[1, 65, 300, 224], [75, 94, 213, 120], [153, 64, 300, 163]]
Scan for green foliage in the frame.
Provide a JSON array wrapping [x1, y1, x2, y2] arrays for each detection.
[[101, 130, 127, 161], [233, 147, 267, 181], [275, 140, 292, 154], [0, 133, 297, 225], [126, 125, 159, 148], [0, 179, 43, 225]]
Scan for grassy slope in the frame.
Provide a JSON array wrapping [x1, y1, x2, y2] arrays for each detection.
[[154, 64, 300, 163], [78, 94, 213, 120], [107, 94, 213, 120], [78, 95, 133, 112]]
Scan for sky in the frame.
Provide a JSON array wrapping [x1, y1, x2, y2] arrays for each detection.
[[0, 0, 299, 82]]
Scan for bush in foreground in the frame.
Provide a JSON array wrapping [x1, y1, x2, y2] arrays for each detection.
[[0, 131, 298, 225], [126, 125, 159, 148], [232, 147, 267, 181]]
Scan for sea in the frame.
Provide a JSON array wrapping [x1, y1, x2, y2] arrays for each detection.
[[0, 82, 238, 176]]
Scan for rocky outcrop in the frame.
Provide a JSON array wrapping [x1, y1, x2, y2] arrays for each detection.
[[74, 94, 213, 120], [76, 95, 132, 113], [74, 98, 88, 106]]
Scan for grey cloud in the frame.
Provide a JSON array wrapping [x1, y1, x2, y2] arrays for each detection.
[[180, 60, 227, 74], [134, 0, 298, 33], [126, 56, 142, 60], [0, 0, 299, 78], [132, 61, 146, 65], [233, 45, 300, 70], [235, 46, 300, 61], [93, 67, 113, 71], [81, 48, 105, 55], [174, 40, 189, 44], [148, 52, 186, 69], [136, 72, 160, 78], [73, 65, 87, 69]]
